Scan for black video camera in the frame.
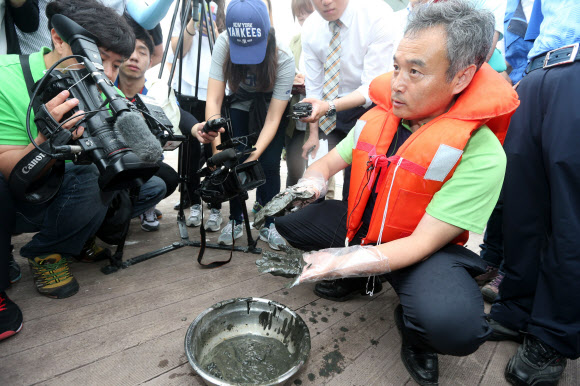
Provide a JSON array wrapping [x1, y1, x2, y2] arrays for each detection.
[[290, 102, 312, 120], [196, 134, 265, 206], [23, 15, 177, 192]]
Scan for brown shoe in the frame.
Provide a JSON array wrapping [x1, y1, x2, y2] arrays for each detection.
[[474, 265, 499, 286]]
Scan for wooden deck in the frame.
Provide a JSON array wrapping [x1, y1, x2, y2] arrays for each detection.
[[2, 153, 579, 385]]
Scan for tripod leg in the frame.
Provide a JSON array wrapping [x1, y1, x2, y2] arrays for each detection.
[[240, 194, 260, 252]]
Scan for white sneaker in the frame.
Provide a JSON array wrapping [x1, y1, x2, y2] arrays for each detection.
[[186, 204, 202, 227], [217, 220, 243, 245], [140, 207, 160, 231], [259, 223, 287, 250], [204, 208, 223, 232]]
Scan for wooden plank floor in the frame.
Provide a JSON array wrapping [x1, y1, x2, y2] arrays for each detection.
[[2, 154, 579, 385]]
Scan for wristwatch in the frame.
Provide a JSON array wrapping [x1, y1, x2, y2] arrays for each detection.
[[325, 100, 337, 117]]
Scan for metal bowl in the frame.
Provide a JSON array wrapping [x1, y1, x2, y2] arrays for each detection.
[[185, 297, 311, 386]]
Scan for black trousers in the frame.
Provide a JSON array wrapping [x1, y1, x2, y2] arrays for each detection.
[[276, 200, 491, 355], [490, 61, 580, 359], [0, 174, 16, 292]]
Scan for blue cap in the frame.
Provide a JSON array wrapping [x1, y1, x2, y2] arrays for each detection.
[[226, 0, 271, 65]]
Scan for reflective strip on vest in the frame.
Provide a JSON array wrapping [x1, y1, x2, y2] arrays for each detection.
[[424, 144, 463, 182], [352, 120, 367, 148]]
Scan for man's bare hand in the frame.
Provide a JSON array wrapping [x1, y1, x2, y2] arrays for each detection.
[[293, 73, 305, 86], [301, 134, 319, 160], [192, 121, 223, 144], [299, 98, 330, 123], [45, 90, 85, 139]]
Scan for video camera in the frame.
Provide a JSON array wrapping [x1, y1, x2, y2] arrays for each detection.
[[196, 119, 265, 206], [18, 15, 181, 194]]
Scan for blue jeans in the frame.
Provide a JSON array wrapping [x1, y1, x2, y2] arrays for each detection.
[[10, 163, 114, 258], [132, 175, 166, 218], [0, 172, 16, 291], [228, 108, 285, 227]]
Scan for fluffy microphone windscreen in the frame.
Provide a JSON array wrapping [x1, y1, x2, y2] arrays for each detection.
[[115, 112, 163, 163]]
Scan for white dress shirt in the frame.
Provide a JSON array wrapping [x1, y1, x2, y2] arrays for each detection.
[[302, 0, 397, 108]]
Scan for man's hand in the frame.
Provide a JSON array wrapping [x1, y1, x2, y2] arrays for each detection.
[[256, 244, 391, 288], [45, 90, 85, 139], [192, 121, 223, 144], [293, 73, 305, 86], [299, 98, 330, 123], [253, 170, 328, 229], [301, 132, 319, 160]]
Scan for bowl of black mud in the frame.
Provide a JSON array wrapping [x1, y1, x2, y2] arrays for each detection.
[[185, 297, 311, 386]]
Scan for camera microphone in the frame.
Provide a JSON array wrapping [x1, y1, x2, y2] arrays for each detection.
[[207, 148, 237, 168], [115, 112, 163, 163]]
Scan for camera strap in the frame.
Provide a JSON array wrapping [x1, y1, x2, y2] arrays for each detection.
[[8, 55, 65, 204]]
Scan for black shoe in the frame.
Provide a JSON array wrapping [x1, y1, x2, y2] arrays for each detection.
[[8, 249, 22, 285], [505, 335, 566, 386], [313, 277, 383, 302], [394, 304, 439, 386], [486, 315, 524, 343], [75, 236, 111, 263], [0, 291, 23, 341]]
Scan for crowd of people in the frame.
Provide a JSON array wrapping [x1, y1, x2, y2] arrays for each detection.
[[1, 0, 579, 385]]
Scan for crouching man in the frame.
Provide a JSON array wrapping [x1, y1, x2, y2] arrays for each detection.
[[256, 1, 519, 384], [0, 0, 164, 299]]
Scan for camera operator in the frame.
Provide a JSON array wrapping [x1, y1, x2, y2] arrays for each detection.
[[116, 16, 213, 231], [206, 0, 294, 249], [0, 0, 144, 299]]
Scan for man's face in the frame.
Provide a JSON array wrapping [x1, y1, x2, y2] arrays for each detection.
[[119, 39, 151, 81], [311, 0, 349, 22], [391, 26, 458, 125], [99, 48, 124, 82]]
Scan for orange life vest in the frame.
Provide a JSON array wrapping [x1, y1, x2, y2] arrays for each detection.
[[346, 64, 520, 246]]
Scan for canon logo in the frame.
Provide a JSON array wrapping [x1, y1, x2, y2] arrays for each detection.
[[21, 154, 46, 174]]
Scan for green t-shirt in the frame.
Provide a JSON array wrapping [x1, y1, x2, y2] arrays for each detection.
[[0, 47, 51, 146], [335, 122, 506, 234]]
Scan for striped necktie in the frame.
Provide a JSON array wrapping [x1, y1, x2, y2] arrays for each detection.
[[320, 20, 343, 134]]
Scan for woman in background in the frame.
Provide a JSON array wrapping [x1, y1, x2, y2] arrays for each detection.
[[206, 0, 294, 250]]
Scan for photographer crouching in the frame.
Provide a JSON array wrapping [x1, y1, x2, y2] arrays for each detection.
[[0, 0, 167, 300]]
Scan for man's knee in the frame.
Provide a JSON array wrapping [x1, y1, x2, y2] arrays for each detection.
[[409, 303, 489, 356]]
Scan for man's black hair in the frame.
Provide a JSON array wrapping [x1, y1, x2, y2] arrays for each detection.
[[124, 13, 155, 56], [46, 0, 135, 58]]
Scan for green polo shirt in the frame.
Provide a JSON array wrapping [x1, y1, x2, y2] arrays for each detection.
[[335, 121, 506, 234], [0, 47, 51, 146]]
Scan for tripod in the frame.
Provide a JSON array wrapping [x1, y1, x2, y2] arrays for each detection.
[[101, 0, 261, 275]]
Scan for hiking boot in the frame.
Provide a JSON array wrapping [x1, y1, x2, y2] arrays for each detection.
[[394, 304, 439, 385], [259, 223, 287, 250], [204, 208, 223, 232], [482, 271, 504, 303], [8, 249, 21, 285], [474, 265, 499, 286], [486, 315, 524, 343], [154, 208, 163, 220], [505, 335, 567, 386], [28, 254, 79, 299], [0, 292, 23, 341], [217, 220, 243, 245], [314, 277, 383, 302], [140, 207, 160, 231], [186, 204, 202, 227], [75, 236, 111, 263]]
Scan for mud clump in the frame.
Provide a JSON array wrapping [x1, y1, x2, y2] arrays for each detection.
[[319, 350, 345, 377]]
